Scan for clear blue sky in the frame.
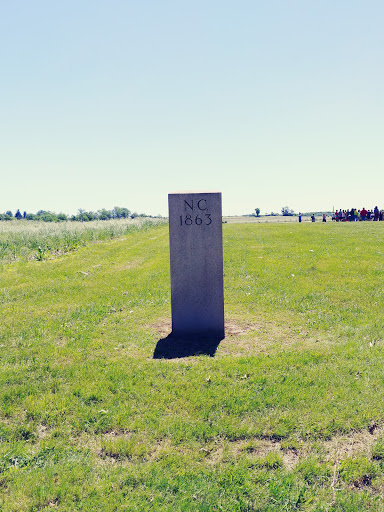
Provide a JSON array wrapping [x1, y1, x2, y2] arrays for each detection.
[[1, 1, 383, 216]]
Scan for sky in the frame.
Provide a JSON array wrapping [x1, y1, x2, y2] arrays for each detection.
[[1, 0, 383, 217]]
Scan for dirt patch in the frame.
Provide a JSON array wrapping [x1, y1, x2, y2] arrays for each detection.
[[219, 319, 318, 356], [151, 319, 253, 340], [152, 319, 172, 338], [240, 439, 301, 470], [283, 450, 301, 470], [240, 439, 282, 456], [204, 427, 384, 471], [55, 336, 67, 347], [324, 425, 384, 461], [203, 438, 301, 470], [148, 439, 174, 461], [37, 424, 49, 439], [69, 426, 384, 475], [203, 444, 225, 466], [225, 321, 253, 337], [150, 317, 321, 357], [102, 430, 131, 439]]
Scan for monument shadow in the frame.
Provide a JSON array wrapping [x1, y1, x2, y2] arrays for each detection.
[[153, 331, 224, 359]]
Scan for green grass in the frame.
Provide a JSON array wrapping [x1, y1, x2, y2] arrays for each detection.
[[2, 220, 384, 510]]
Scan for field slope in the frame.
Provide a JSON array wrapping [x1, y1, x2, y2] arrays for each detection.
[[2, 221, 384, 510]]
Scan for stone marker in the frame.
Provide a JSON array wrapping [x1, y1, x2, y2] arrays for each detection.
[[168, 192, 224, 338]]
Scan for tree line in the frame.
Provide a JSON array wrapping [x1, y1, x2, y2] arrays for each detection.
[[254, 207, 334, 217], [254, 206, 295, 217], [0, 207, 156, 222]]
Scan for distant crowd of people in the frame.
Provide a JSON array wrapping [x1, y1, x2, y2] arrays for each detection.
[[331, 207, 383, 222], [298, 207, 384, 223]]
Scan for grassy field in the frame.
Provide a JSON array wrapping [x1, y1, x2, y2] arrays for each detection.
[[223, 216, 301, 224], [2, 220, 384, 510]]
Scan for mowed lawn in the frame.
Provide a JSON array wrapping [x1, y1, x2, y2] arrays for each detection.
[[2, 221, 384, 510]]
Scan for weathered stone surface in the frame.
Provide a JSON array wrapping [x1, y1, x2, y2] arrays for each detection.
[[168, 192, 224, 338]]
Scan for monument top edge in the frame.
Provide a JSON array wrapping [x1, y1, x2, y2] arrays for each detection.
[[168, 191, 221, 195]]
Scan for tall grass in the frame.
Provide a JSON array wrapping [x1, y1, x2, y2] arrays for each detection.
[[0, 218, 166, 263]]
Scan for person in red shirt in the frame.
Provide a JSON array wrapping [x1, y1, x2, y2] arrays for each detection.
[[360, 207, 367, 221]]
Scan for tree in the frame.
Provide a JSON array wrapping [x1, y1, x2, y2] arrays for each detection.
[[98, 208, 112, 220], [255, 208, 260, 217], [39, 212, 57, 222], [15, 209, 22, 220], [120, 207, 131, 218], [76, 213, 90, 222], [281, 206, 295, 216], [111, 206, 131, 219], [112, 207, 122, 219]]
